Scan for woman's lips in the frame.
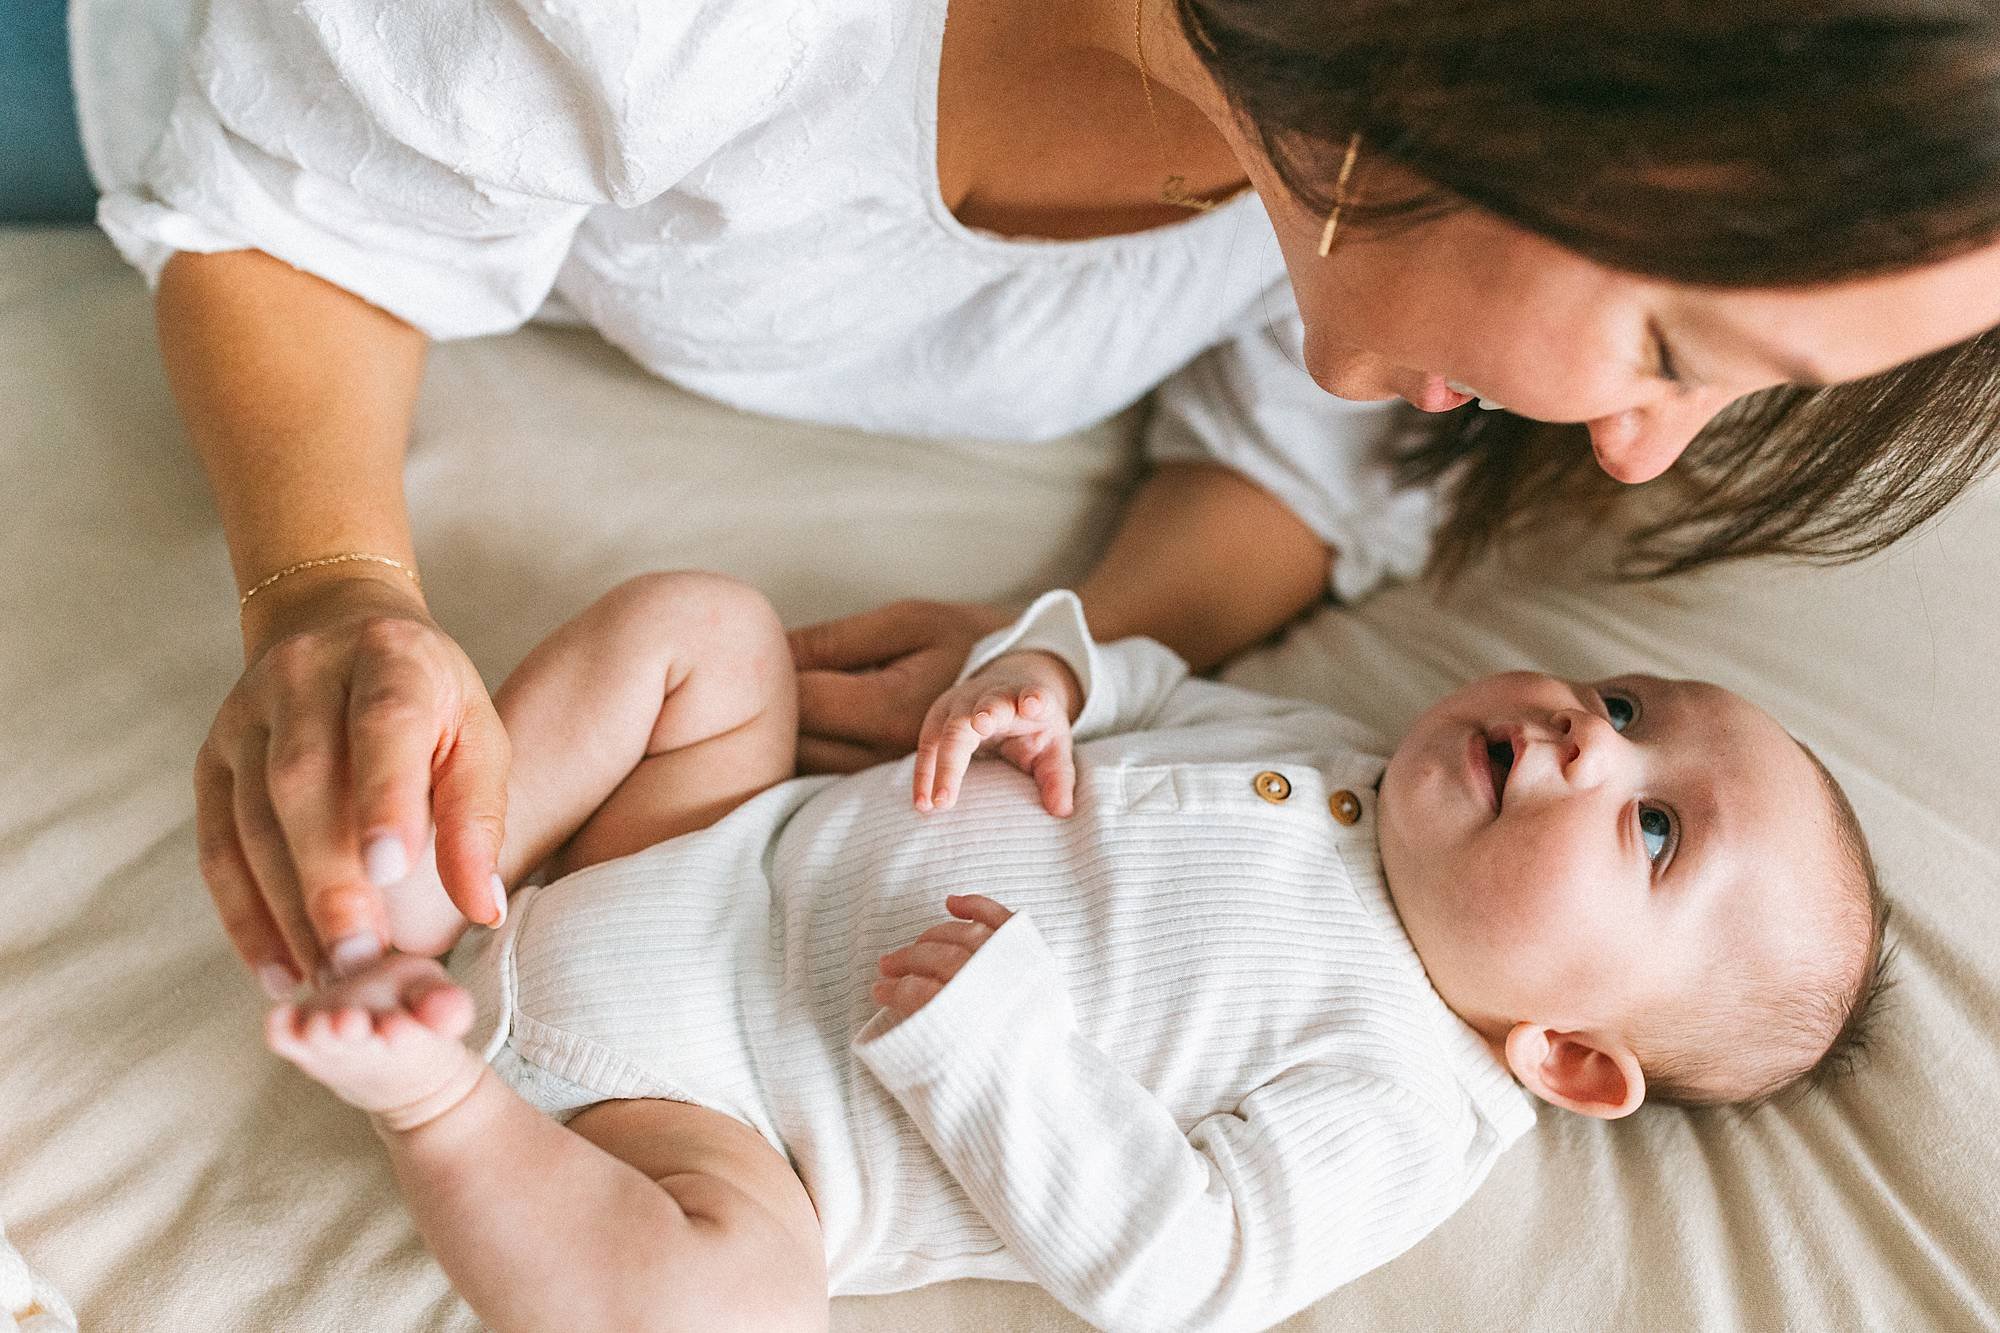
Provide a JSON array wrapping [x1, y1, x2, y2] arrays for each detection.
[[1402, 374, 1473, 413]]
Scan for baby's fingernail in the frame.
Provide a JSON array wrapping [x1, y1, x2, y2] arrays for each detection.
[[327, 933, 383, 977], [489, 872, 508, 926], [362, 833, 410, 888], [257, 963, 298, 1000]]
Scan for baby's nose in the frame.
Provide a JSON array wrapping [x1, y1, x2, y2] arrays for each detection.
[[1554, 709, 1617, 774]]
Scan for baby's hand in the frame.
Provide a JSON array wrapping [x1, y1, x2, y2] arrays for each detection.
[[913, 650, 1079, 816], [871, 894, 1014, 1025]]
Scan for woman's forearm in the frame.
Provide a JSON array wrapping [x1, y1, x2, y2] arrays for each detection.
[[1076, 463, 1332, 671], [153, 248, 432, 654]]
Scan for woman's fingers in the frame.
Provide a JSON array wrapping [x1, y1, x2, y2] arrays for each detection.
[[230, 733, 338, 981], [796, 666, 930, 754], [193, 743, 297, 991], [430, 698, 511, 927], [797, 733, 899, 776], [346, 631, 448, 888], [788, 600, 939, 672], [262, 663, 381, 965]]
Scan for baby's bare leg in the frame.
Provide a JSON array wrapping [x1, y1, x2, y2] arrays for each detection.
[[269, 957, 827, 1331], [385, 572, 797, 955]]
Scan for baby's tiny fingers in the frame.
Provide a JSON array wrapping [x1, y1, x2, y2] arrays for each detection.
[[969, 692, 1018, 737], [945, 893, 1014, 931], [912, 698, 952, 810], [878, 940, 973, 983], [331, 1006, 372, 1041], [928, 718, 984, 809], [1035, 739, 1077, 818], [915, 919, 993, 952], [872, 973, 944, 1017]]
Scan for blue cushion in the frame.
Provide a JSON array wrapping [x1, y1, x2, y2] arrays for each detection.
[[1, 1, 98, 224]]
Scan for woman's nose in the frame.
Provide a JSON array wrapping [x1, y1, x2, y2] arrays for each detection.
[[1585, 397, 1724, 484]]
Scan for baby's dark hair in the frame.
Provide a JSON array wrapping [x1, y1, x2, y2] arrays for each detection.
[[1634, 741, 1895, 1110]]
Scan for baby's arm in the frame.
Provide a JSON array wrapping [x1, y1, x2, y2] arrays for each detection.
[[268, 954, 826, 1331], [857, 903, 1460, 1333]]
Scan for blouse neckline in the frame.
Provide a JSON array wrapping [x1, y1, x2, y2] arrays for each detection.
[[915, 0, 1261, 260]]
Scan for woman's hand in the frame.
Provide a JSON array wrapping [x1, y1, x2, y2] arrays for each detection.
[[789, 599, 1012, 774], [871, 894, 1015, 1026], [913, 651, 1080, 817], [196, 576, 509, 995]]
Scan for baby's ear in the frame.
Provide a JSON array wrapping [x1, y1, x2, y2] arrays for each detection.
[[1502, 1023, 1646, 1119]]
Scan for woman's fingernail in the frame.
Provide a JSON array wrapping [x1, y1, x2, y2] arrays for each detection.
[[327, 933, 383, 977], [362, 833, 411, 888], [257, 963, 298, 1000], [489, 873, 508, 927]]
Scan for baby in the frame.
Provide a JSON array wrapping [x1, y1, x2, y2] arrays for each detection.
[[265, 572, 1890, 1333]]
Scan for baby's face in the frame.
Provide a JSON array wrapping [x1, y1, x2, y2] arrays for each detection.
[[1377, 671, 1838, 1078]]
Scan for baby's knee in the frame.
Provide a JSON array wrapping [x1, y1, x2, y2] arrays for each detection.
[[598, 571, 787, 656]]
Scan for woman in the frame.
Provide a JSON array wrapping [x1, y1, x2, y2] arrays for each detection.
[[89, 0, 2000, 993]]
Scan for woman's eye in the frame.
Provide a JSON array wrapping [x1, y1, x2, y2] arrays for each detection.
[[1600, 691, 1637, 732], [1639, 804, 1675, 864]]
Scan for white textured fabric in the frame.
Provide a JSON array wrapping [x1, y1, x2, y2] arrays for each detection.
[[72, 0, 1435, 600], [446, 592, 1535, 1331], [0, 1217, 76, 1333]]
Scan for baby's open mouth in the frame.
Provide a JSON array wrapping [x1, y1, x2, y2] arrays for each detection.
[[1485, 737, 1515, 810]]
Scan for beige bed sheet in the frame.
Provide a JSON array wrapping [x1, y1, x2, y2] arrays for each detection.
[[0, 226, 1994, 1331]]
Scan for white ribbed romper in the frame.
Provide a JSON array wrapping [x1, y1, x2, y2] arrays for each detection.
[[445, 592, 1535, 1332]]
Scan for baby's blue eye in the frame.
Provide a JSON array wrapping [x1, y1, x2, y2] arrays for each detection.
[[1639, 805, 1674, 863], [1601, 691, 1636, 732]]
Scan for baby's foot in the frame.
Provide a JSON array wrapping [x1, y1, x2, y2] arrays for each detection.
[[266, 953, 484, 1132]]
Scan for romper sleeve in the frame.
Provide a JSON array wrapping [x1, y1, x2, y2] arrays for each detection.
[[85, 0, 813, 340], [1145, 284, 1447, 603], [957, 590, 1191, 743], [853, 912, 1476, 1333]]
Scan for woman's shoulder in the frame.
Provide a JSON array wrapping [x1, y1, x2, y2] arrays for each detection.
[[192, 0, 910, 207]]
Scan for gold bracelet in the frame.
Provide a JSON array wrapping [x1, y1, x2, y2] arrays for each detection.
[[237, 552, 422, 610]]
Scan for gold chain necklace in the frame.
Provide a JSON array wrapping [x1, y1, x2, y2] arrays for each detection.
[[1134, 0, 1224, 211]]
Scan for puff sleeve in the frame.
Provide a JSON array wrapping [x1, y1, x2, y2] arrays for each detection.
[[1145, 284, 1448, 603], [84, 0, 812, 339]]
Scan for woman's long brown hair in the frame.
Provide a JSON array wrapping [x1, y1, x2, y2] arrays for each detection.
[[1173, 0, 2000, 578]]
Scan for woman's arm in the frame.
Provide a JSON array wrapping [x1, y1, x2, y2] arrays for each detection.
[[157, 249, 509, 986], [790, 462, 1332, 771], [1075, 461, 1331, 670], [157, 248, 427, 653]]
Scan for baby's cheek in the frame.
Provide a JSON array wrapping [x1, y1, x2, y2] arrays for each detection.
[[1471, 837, 1584, 946]]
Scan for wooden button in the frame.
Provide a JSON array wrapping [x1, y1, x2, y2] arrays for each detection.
[[1329, 789, 1362, 825], [1253, 771, 1292, 803]]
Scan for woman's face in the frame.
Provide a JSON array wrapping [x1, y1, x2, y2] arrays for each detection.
[[1223, 130, 2000, 484]]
